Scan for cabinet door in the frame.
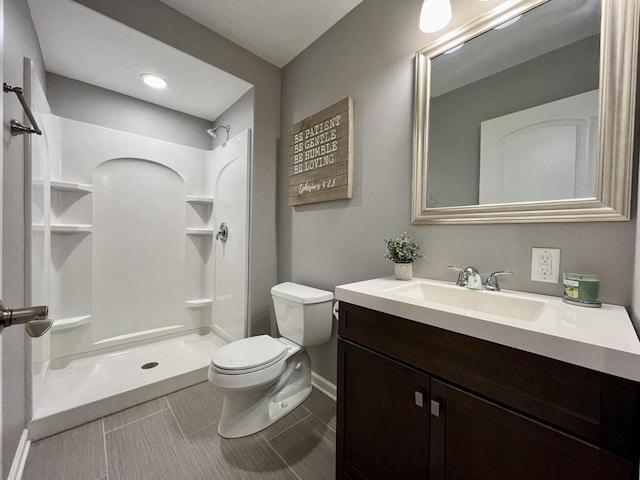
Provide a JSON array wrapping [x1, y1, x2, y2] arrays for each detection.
[[337, 339, 430, 480], [429, 379, 635, 480]]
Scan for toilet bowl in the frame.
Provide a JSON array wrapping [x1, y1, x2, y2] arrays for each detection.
[[208, 282, 333, 438]]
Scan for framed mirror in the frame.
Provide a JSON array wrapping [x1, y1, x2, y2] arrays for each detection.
[[412, 0, 638, 224]]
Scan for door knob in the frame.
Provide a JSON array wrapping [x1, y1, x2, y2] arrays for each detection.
[[0, 299, 52, 337]]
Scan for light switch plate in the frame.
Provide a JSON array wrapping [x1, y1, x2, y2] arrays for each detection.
[[531, 247, 560, 283]]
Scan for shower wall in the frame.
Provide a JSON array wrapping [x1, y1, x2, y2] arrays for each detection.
[[93, 159, 186, 344], [210, 131, 250, 342], [29, 68, 54, 411], [47, 118, 218, 361]]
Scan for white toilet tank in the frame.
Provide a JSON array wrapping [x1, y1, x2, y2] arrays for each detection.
[[271, 282, 334, 346]]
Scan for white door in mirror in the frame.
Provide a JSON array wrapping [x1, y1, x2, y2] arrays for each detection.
[[480, 91, 598, 204], [531, 248, 560, 283]]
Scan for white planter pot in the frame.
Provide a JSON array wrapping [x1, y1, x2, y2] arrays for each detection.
[[394, 263, 413, 281]]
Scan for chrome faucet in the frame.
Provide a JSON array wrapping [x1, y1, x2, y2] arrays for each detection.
[[448, 266, 513, 292], [0, 298, 51, 337], [447, 265, 482, 289], [484, 271, 513, 292]]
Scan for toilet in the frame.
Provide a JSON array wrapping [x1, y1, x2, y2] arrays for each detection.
[[208, 282, 334, 438]]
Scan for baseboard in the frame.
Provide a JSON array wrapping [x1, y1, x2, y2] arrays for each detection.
[[7, 429, 30, 480], [311, 371, 336, 401]]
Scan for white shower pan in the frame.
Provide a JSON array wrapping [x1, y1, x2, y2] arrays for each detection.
[[28, 330, 226, 440]]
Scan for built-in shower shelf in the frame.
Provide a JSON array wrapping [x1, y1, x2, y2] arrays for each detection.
[[186, 195, 214, 205], [186, 228, 214, 236], [51, 224, 93, 234], [185, 298, 213, 308], [51, 180, 93, 193], [51, 315, 91, 332]]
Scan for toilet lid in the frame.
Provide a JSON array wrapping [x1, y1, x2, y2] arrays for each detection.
[[212, 335, 288, 372]]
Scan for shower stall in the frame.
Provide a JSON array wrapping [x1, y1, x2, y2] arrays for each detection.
[[26, 68, 250, 439]]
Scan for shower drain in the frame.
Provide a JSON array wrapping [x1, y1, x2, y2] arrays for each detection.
[[141, 362, 159, 370]]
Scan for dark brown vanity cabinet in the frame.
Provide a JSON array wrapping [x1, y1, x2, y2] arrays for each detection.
[[429, 379, 633, 479], [338, 340, 430, 479], [337, 302, 640, 480]]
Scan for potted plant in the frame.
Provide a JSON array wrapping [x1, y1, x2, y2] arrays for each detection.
[[384, 232, 424, 280]]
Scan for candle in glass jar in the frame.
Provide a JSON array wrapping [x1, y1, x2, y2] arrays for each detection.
[[563, 272, 600, 307]]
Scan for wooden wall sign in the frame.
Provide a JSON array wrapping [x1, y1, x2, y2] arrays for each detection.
[[289, 97, 353, 206]]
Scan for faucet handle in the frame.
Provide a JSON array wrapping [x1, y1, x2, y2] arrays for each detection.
[[447, 266, 466, 286], [485, 271, 513, 291], [464, 266, 483, 290]]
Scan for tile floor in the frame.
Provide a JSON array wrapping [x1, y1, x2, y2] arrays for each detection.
[[23, 382, 336, 480]]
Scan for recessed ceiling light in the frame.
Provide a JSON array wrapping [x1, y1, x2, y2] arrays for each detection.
[[140, 73, 168, 89], [494, 14, 522, 30]]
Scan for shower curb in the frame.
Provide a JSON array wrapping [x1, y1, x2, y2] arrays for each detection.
[[27, 367, 208, 441]]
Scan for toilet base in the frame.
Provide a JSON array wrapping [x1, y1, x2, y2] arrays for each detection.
[[216, 350, 312, 438]]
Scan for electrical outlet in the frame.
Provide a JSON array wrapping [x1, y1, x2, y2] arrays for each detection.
[[531, 247, 560, 283]]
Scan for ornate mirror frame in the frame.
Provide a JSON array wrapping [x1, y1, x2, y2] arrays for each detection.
[[412, 0, 639, 224]]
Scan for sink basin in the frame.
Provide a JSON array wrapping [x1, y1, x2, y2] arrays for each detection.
[[387, 281, 547, 322]]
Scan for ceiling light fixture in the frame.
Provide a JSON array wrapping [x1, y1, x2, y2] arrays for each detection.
[[140, 73, 168, 89], [494, 14, 522, 30], [419, 0, 453, 33]]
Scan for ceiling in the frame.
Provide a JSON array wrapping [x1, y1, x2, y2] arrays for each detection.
[[157, 0, 362, 68], [431, 0, 601, 96], [27, 0, 360, 121]]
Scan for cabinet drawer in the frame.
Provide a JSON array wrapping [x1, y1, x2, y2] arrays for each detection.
[[339, 302, 640, 458]]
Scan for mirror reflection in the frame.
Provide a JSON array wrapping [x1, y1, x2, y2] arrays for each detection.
[[426, 0, 601, 208]]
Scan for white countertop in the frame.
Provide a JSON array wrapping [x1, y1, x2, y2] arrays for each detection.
[[335, 277, 640, 382]]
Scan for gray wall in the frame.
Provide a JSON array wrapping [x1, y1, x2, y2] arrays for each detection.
[[428, 35, 600, 207], [47, 73, 213, 149], [280, 0, 636, 385], [210, 88, 254, 151], [75, 0, 281, 337], [2, 0, 46, 475]]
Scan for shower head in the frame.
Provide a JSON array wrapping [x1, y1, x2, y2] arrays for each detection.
[[206, 125, 230, 142]]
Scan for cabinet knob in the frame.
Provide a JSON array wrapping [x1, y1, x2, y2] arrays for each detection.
[[414, 391, 424, 407], [430, 400, 441, 417]]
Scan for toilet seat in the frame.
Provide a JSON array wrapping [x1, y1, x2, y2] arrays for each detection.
[[211, 335, 288, 375]]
